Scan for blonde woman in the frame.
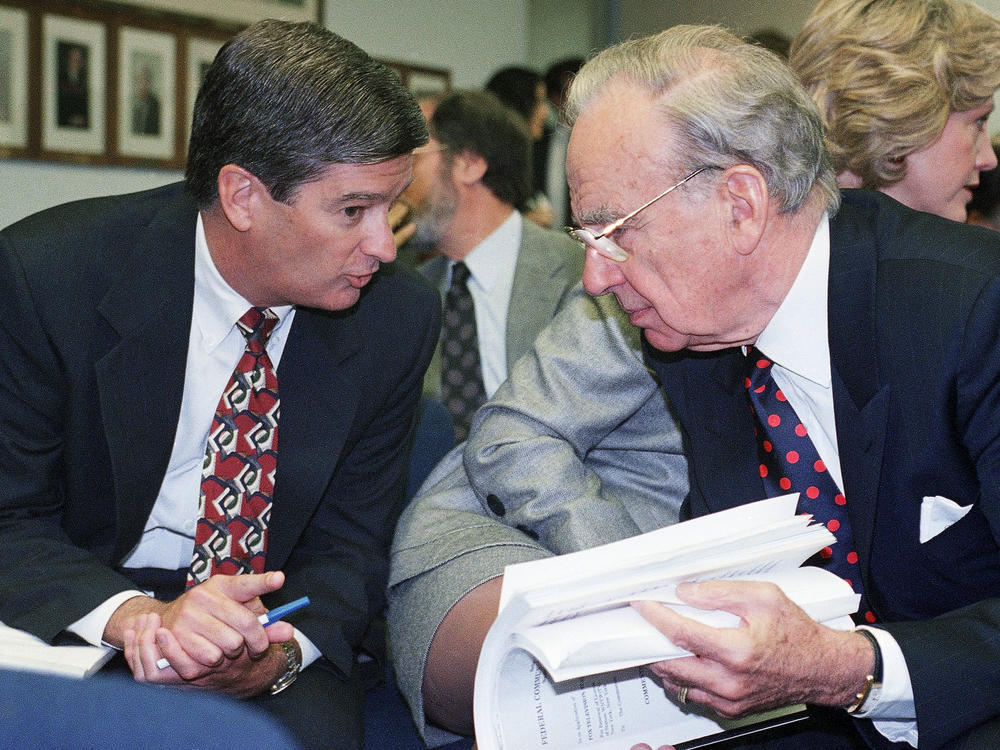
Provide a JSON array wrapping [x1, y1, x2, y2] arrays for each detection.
[[790, 0, 1000, 221]]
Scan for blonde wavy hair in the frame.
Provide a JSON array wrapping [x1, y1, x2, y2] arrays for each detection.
[[789, 0, 1000, 189]]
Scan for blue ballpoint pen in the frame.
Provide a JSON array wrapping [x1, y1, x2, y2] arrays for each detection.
[[155, 596, 310, 669]]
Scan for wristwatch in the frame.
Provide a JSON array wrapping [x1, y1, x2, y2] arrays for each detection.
[[268, 640, 301, 695]]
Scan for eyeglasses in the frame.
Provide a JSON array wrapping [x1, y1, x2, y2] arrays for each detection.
[[565, 167, 710, 262]]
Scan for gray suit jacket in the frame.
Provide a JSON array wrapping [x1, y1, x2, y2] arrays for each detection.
[[419, 214, 584, 398], [387, 286, 687, 745]]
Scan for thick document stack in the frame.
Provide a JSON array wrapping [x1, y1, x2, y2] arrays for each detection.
[[473, 494, 860, 750]]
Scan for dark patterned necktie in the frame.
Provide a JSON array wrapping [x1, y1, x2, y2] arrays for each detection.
[[440, 261, 486, 442], [188, 307, 279, 586], [745, 348, 874, 623]]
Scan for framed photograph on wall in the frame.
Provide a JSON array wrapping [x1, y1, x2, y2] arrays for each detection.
[[41, 14, 106, 157], [112, 0, 320, 26], [0, 5, 28, 150], [185, 36, 223, 137], [117, 26, 176, 161]]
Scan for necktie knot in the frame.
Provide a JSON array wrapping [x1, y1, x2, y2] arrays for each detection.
[[745, 347, 774, 392], [237, 307, 278, 353], [450, 261, 472, 288]]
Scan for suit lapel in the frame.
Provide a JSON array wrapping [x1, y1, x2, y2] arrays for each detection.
[[827, 200, 888, 584], [266, 307, 363, 562], [505, 219, 569, 368], [418, 256, 447, 396], [95, 191, 198, 559]]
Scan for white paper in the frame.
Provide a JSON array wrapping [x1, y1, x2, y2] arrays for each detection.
[[474, 495, 858, 750], [0, 621, 114, 679]]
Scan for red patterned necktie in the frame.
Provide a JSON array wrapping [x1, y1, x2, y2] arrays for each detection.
[[745, 347, 875, 623], [188, 307, 279, 586]]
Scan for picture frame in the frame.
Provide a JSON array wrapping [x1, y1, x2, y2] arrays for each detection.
[[41, 14, 107, 157], [116, 26, 177, 161], [111, 0, 320, 26], [0, 4, 27, 151], [185, 36, 223, 137], [382, 60, 451, 95]]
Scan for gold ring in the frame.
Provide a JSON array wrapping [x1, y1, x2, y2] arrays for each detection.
[[678, 686, 688, 705]]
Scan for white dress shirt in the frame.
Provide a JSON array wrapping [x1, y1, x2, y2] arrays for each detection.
[[754, 214, 917, 746], [69, 214, 320, 668], [445, 209, 521, 398]]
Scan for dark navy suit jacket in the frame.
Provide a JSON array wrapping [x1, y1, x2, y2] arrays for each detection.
[[646, 190, 1000, 749], [0, 182, 440, 678]]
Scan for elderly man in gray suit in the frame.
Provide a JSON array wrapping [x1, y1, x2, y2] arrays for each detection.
[[388, 285, 685, 745], [406, 90, 584, 441]]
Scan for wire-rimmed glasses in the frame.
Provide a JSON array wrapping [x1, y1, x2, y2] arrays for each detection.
[[565, 167, 711, 262]]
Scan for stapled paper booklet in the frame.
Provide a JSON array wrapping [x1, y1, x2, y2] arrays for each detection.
[[473, 494, 860, 750]]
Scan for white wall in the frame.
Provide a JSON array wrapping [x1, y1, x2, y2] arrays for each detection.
[[323, 0, 527, 88]]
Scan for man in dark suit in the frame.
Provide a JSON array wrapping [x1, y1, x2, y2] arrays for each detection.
[[0, 20, 438, 749], [542, 24, 1000, 749]]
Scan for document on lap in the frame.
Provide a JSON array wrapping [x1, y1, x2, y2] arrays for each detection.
[[0, 621, 114, 679], [473, 494, 859, 750]]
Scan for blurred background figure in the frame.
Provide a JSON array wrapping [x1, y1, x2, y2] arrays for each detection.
[[405, 89, 583, 441], [485, 65, 555, 227], [790, 0, 1000, 222], [392, 90, 444, 264], [543, 57, 585, 227], [968, 142, 1000, 231]]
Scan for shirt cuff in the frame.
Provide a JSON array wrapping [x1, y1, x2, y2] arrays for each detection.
[[292, 626, 321, 669], [66, 590, 150, 648], [854, 626, 918, 747]]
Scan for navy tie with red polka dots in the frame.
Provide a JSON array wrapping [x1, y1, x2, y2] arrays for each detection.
[[745, 348, 875, 624]]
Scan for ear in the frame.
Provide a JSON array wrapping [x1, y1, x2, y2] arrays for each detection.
[[216, 164, 263, 233], [451, 149, 488, 186], [722, 165, 769, 256]]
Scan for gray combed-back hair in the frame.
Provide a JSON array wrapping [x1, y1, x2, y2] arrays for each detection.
[[566, 25, 840, 214]]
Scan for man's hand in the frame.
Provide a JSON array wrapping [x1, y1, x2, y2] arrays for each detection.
[[106, 572, 293, 681], [122, 610, 294, 698], [632, 580, 874, 718]]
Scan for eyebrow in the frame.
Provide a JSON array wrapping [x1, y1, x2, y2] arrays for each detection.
[[575, 206, 621, 228], [335, 191, 394, 204]]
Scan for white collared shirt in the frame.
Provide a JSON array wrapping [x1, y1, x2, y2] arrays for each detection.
[[445, 209, 521, 398], [755, 214, 917, 746], [70, 214, 320, 668]]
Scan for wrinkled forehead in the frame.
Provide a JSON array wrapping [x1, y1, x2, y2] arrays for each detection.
[[567, 81, 673, 222]]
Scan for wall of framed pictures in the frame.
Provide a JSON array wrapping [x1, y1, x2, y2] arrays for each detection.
[[0, 1, 254, 168]]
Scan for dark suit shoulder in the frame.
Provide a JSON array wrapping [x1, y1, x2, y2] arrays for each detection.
[[2, 182, 191, 277], [836, 189, 1000, 274]]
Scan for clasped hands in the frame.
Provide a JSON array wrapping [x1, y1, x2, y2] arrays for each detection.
[[106, 571, 294, 698], [626, 579, 876, 750]]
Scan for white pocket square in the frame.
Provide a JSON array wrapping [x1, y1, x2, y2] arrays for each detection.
[[919, 495, 973, 544]]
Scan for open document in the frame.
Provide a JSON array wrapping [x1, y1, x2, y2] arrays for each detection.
[[0, 621, 114, 678], [473, 494, 860, 750]]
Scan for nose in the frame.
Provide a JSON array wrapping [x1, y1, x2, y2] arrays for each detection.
[[364, 213, 398, 263], [582, 247, 625, 296], [976, 131, 998, 172]]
